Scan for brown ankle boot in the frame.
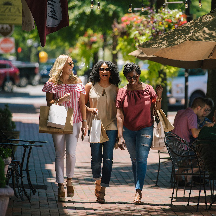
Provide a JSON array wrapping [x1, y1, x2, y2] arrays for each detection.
[[58, 183, 65, 202], [67, 178, 74, 197], [133, 190, 142, 205], [95, 179, 101, 198], [96, 186, 105, 204]]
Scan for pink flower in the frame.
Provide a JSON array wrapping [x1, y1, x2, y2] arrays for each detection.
[[121, 16, 128, 22]]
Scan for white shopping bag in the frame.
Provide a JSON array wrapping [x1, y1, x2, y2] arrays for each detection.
[[47, 104, 67, 129], [151, 117, 166, 150], [89, 118, 101, 143]]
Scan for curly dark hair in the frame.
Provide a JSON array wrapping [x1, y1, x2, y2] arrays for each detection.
[[123, 63, 141, 77], [89, 61, 120, 86]]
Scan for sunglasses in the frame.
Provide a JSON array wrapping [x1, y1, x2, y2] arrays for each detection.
[[99, 68, 110, 71], [126, 75, 139, 80], [68, 62, 74, 66], [204, 108, 212, 112]]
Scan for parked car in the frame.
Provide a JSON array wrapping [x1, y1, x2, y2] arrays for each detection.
[[168, 68, 207, 106], [39, 58, 55, 84], [0, 60, 20, 92], [39, 59, 78, 84], [11, 60, 40, 87]]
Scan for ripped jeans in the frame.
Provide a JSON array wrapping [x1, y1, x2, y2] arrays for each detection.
[[123, 125, 153, 191], [90, 130, 117, 187]]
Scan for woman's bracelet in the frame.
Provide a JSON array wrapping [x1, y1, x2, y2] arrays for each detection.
[[82, 119, 87, 122], [156, 98, 162, 102]]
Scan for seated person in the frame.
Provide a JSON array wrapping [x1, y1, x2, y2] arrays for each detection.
[[172, 97, 214, 144], [198, 110, 216, 140], [172, 97, 214, 185], [196, 110, 216, 180], [197, 98, 214, 128], [190, 97, 214, 142]]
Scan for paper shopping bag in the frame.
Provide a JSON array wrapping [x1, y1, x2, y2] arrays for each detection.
[[151, 117, 166, 150], [47, 104, 67, 129], [158, 109, 174, 132], [39, 106, 73, 134], [89, 118, 101, 143]]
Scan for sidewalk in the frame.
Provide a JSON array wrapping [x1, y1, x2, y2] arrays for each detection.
[[6, 110, 216, 216]]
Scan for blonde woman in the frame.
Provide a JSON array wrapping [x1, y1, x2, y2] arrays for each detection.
[[42, 55, 87, 202]]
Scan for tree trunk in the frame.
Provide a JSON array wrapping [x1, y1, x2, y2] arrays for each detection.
[[102, 33, 107, 60], [206, 1, 216, 120], [112, 34, 117, 66], [158, 70, 168, 115], [154, 1, 168, 114], [155, 0, 165, 12], [211, 0, 216, 11], [93, 52, 98, 66]]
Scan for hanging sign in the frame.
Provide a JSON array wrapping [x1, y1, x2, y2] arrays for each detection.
[[0, 24, 14, 37], [0, 37, 15, 54], [0, 0, 22, 25]]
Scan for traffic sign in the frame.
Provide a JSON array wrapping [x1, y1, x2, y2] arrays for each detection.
[[0, 37, 15, 54], [0, 24, 14, 37]]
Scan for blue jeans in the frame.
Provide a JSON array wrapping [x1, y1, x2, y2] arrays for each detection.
[[123, 125, 153, 190], [90, 130, 117, 187]]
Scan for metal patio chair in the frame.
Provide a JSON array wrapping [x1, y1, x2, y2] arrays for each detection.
[[165, 132, 209, 211]]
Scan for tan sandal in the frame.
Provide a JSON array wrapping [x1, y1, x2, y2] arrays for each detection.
[[96, 186, 105, 204], [67, 178, 74, 197], [58, 184, 65, 202], [95, 180, 101, 198], [133, 191, 142, 204]]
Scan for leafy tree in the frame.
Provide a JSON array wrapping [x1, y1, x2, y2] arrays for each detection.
[[113, 8, 187, 113], [113, 9, 187, 83], [70, 29, 104, 75]]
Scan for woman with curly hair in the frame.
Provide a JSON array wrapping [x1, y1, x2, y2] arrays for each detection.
[[116, 63, 163, 204], [42, 55, 87, 202], [85, 61, 120, 203]]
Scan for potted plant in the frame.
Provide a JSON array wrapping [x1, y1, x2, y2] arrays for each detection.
[[0, 156, 14, 216], [0, 104, 19, 157], [0, 104, 19, 142], [0, 146, 12, 176], [0, 105, 16, 215]]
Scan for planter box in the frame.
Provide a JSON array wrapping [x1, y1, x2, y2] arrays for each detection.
[[3, 157, 11, 177], [0, 186, 14, 216]]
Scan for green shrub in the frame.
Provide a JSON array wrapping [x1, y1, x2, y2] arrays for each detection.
[[0, 104, 16, 132], [0, 147, 12, 159], [0, 157, 6, 188]]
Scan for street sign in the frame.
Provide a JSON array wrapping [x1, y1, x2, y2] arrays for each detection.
[[0, 24, 14, 37], [0, 37, 15, 54], [0, 0, 22, 25]]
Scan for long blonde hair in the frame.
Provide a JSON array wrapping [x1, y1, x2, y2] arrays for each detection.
[[49, 54, 77, 84]]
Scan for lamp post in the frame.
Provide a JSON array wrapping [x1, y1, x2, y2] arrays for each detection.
[[184, 0, 194, 108]]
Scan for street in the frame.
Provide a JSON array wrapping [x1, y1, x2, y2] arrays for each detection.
[[1, 85, 215, 215]]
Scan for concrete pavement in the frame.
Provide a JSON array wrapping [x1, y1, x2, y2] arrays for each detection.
[[4, 103, 216, 215]]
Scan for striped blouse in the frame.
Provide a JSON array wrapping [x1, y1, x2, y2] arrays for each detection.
[[42, 81, 86, 123]]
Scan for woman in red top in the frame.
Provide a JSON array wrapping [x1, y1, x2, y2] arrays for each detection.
[[116, 63, 163, 204]]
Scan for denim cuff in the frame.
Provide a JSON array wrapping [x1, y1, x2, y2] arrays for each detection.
[[101, 183, 109, 187]]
